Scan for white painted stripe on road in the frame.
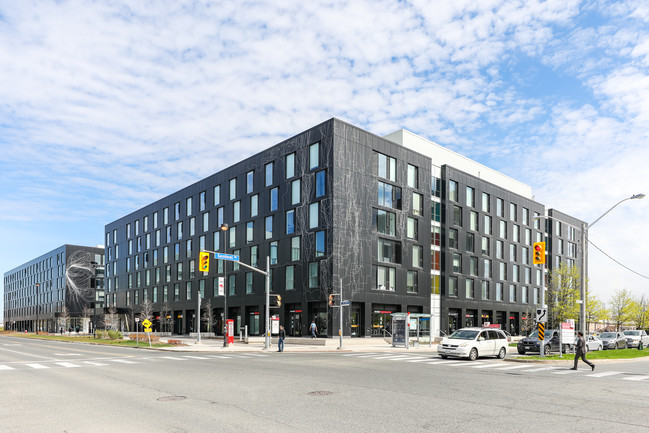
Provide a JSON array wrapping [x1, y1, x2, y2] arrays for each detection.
[[0, 365, 15, 370], [206, 355, 232, 359], [471, 363, 511, 369], [83, 361, 107, 366], [160, 356, 188, 361], [587, 371, 623, 378], [384, 356, 424, 361], [365, 355, 413, 360], [498, 364, 533, 370], [553, 369, 584, 375], [26, 364, 48, 369], [54, 353, 82, 356], [407, 358, 438, 363], [521, 366, 561, 373], [428, 360, 472, 366], [110, 359, 138, 364], [622, 375, 649, 381], [344, 353, 378, 357], [244, 354, 267, 357], [183, 356, 209, 360], [56, 362, 80, 368]]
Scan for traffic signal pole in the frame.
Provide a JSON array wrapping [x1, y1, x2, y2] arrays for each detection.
[[339, 279, 343, 350]]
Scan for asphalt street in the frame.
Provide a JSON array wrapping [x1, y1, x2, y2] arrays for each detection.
[[1, 335, 648, 433]]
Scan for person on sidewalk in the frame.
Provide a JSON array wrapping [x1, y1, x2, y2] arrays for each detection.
[[310, 320, 318, 338], [278, 325, 286, 352], [571, 331, 595, 371]]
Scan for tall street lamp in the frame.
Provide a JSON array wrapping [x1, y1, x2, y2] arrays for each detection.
[[581, 193, 645, 336], [220, 223, 229, 347]]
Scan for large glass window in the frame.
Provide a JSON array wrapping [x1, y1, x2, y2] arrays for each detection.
[[265, 162, 273, 186], [309, 262, 319, 287], [250, 245, 258, 267], [214, 185, 221, 206], [310, 142, 319, 169], [377, 153, 396, 181], [251, 194, 258, 217], [199, 191, 206, 212], [481, 281, 489, 299], [286, 266, 295, 290], [449, 180, 458, 202], [309, 202, 319, 229], [229, 178, 236, 200], [496, 283, 503, 301], [315, 231, 326, 257], [175, 202, 181, 220], [469, 256, 478, 276], [482, 192, 490, 212], [407, 217, 417, 240], [378, 181, 402, 209], [246, 222, 254, 243], [189, 217, 195, 236], [233, 201, 240, 223], [466, 279, 474, 298], [431, 176, 441, 198], [376, 209, 396, 236], [203, 212, 209, 232], [412, 245, 423, 268], [452, 253, 462, 273], [286, 209, 295, 234], [265, 216, 273, 239], [413, 193, 423, 216], [378, 238, 400, 263], [186, 197, 193, 217], [376, 265, 395, 291], [246, 272, 253, 294], [482, 237, 490, 255], [246, 171, 254, 194], [448, 276, 458, 296], [453, 206, 462, 226], [316, 170, 326, 197], [510, 203, 517, 222], [432, 201, 441, 222], [291, 236, 300, 261], [270, 187, 278, 211], [270, 241, 278, 264], [466, 232, 475, 253], [449, 228, 458, 249], [286, 153, 295, 179], [509, 284, 516, 302], [291, 179, 300, 205], [466, 187, 475, 207], [406, 271, 418, 293], [407, 164, 418, 188]]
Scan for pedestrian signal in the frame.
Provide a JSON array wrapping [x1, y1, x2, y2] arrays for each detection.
[[532, 242, 545, 265], [199, 251, 210, 272], [328, 294, 334, 307]]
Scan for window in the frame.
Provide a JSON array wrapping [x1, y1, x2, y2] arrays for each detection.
[[229, 226, 235, 248], [377, 209, 396, 236], [309, 202, 319, 229], [203, 213, 209, 232], [453, 206, 462, 226], [448, 229, 458, 249], [413, 193, 423, 216], [466, 232, 475, 253], [127, 223, 131, 238], [376, 265, 395, 291], [175, 202, 181, 220], [246, 171, 254, 194], [406, 271, 418, 293], [270, 241, 278, 264], [309, 262, 319, 287], [512, 264, 519, 283], [496, 240, 504, 259], [229, 275, 235, 296], [469, 256, 478, 276], [377, 153, 396, 181], [246, 272, 253, 294], [509, 203, 517, 222], [431, 225, 440, 246], [213, 231, 220, 252], [522, 208, 529, 225], [315, 231, 326, 257], [466, 187, 475, 207], [291, 179, 300, 205], [251, 194, 258, 217], [233, 201, 241, 223], [265, 216, 273, 239], [499, 262, 507, 280], [163, 207, 169, 225], [522, 286, 528, 303], [378, 181, 402, 209], [448, 276, 458, 296], [199, 191, 206, 212], [265, 162, 273, 186], [432, 201, 441, 223], [174, 243, 180, 261], [316, 170, 326, 197], [481, 281, 489, 299], [378, 238, 399, 263], [432, 176, 441, 198], [407, 164, 418, 188], [534, 287, 540, 304], [186, 197, 193, 217], [186, 239, 192, 258], [481, 237, 490, 255], [483, 259, 492, 278], [466, 279, 474, 298], [509, 284, 516, 302], [163, 246, 169, 263], [499, 220, 507, 239], [186, 281, 192, 300], [509, 244, 517, 261], [452, 253, 462, 273], [270, 187, 278, 211], [213, 185, 221, 206], [217, 207, 224, 227], [310, 142, 319, 169], [469, 211, 478, 231], [286, 153, 295, 179], [286, 209, 295, 234], [513, 224, 520, 242], [449, 180, 458, 202], [496, 198, 504, 217], [285, 266, 295, 290], [246, 222, 254, 243], [177, 222, 183, 240], [229, 178, 236, 200], [407, 217, 417, 240], [482, 192, 490, 212], [432, 274, 440, 294], [177, 262, 183, 280], [291, 236, 300, 261], [533, 212, 541, 229], [412, 245, 423, 267], [496, 283, 503, 301], [189, 217, 196, 236]]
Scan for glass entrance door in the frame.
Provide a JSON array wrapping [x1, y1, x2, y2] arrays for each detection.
[[288, 310, 302, 337], [350, 307, 361, 337]]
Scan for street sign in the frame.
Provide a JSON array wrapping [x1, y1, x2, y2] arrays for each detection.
[[215, 253, 240, 262], [218, 277, 225, 296], [535, 308, 547, 323], [340, 300, 350, 306], [142, 319, 152, 328]]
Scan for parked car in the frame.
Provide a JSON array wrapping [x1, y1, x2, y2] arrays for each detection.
[[438, 327, 509, 361], [517, 330, 574, 355], [623, 330, 649, 349], [599, 332, 628, 349], [584, 335, 603, 352]]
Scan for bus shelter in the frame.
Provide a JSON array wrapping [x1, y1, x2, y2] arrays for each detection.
[[391, 313, 433, 348]]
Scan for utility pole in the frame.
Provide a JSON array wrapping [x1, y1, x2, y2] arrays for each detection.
[[339, 279, 343, 350]]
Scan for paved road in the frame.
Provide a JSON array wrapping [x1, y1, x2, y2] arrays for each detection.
[[1, 335, 648, 433]]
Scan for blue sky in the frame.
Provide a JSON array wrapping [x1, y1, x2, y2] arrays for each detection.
[[2, 0, 648, 321]]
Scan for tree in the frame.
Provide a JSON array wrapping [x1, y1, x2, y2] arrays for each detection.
[[138, 298, 154, 324], [521, 307, 535, 335], [60, 306, 71, 332], [547, 263, 581, 327], [630, 294, 648, 330], [202, 299, 217, 333], [159, 303, 174, 334], [102, 306, 119, 330], [585, 289, 607, 331], [608, 289, 635, 331]]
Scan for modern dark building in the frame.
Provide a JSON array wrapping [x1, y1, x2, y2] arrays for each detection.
[[104, 118, 432, 338], [3, 244, 105, 332]]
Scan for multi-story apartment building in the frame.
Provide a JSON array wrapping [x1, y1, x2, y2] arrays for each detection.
[[104, 119, 432, 338], [3, 244, 105, 332]]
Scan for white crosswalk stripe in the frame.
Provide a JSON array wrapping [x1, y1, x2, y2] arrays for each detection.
[[587, 371, 623, 378], [183, 356, 209, 360], [55, 362, 80, 368], [110, 359, 138, 364], [83, 361, 108, 366], [498, 364, 532, 370], [160, 356, 188, 361], [26, 364, 48, 369], [622, 375, 649, 381], [553, 369, 584, 375], [471, 363, 513, 369], [0, 365, 15, 370]]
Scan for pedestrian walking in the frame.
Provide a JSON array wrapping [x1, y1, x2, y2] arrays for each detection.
[[571, 331, 595, 371], [278, 325, 286, 352], [310, 320, 318, 338]]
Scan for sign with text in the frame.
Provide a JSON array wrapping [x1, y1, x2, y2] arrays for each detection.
[[215, 253, 240, 262], [218, 277, 225, 296]]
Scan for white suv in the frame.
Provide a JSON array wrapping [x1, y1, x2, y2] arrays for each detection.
[[438, 327, 509, 361], [623, 330, 649, 349]]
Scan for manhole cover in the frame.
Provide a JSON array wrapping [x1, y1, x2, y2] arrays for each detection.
[[307, 391, 333, 396], [157, 396, 187, 401]]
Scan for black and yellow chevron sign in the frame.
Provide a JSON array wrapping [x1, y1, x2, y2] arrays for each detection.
[[538, 322, 545, 340]]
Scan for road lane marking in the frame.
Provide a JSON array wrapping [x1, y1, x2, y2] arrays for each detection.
[[26, 364, 49, 369], [183, 356, 209, 359], [0, 365, 15, 370], [407, 358, 438, 363], [498, 365, 532, 370], [0, 347, 56, 360], [471, 363, 511, 369], [345, 353, 380, 357], [384, 356, 425, 361], [160, 356, 188, 360], [83, 361, 108, 366], [520, 366, 561, 373], [55, 362, 80, 368], [587, 371, 623, 378], [553, 369, 584, 375], [206, 355, 233, 359], [622, 375, 649, 381], [110, 359, 138, 364], [54, 353, 82, 356]]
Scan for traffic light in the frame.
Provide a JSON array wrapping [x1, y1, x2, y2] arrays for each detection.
[[328, 294, 334, 307], [199, 251, 210, 272], [533, 242, 545, 265], [270, 294, 282, 308]]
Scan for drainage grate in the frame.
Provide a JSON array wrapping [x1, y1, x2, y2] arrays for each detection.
[[157, 396, 187, 401], [307, 391, 333, 396]]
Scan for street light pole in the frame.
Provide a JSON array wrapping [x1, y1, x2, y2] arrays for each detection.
[[532, 215, 547, 357], [35, 283, 40, 334], [221, 223, 229, 347], [581, 193, 645, 336]]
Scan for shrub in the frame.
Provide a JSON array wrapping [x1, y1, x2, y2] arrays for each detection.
[[94, 330, 109, 340], [107, 330, 123, 340]]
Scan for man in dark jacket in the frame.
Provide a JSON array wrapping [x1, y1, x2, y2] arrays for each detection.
[[278, 325, 286, 352], [571, 331, 595, 371]]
